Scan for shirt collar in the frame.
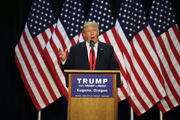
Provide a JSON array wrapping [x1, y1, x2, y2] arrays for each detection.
[[86, 41, 98, 49]]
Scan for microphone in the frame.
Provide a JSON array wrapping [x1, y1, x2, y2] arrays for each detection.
[[89, 40, 95, 70], [90, 40, 95, 48]]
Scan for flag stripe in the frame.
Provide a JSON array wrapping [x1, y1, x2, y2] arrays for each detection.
[[24, 27, 62, 101], [98, 30, 129, 101], [18, 36, 50, 106], [157, 35, 179, 83], [166, 30, 180, 65], [44, 42, 69, 99], [134, 32, 165, 99], [15, 0, 62, 110], [15, 50, 44, 110]]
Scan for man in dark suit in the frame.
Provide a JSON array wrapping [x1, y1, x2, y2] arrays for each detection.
[[58, 21, 119, 71]]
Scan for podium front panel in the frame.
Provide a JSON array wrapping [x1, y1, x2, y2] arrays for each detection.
[[66, 70, 119, 120]]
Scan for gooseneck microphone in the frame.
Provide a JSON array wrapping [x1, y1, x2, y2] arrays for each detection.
[[90, 40, 95, 47], [89, 40, 95, 70]]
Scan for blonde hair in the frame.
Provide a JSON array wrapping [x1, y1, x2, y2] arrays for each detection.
[[83, 21, 99, 32]]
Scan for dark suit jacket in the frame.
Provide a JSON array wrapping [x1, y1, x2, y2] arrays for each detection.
[[62, 41, 120, 70], [62, 41, 120, 87]]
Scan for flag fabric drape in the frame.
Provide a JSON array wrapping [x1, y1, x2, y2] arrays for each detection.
[[148, 0, 180, 113], [43, 0, 87, 99], [15, 0, 62, 110], [15, 0, 180, 115], [115, 0, 166, 116]]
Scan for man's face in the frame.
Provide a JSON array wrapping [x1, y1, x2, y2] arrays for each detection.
[[83, 25, 99, 43]]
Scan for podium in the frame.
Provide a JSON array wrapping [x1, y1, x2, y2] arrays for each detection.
[[64, 70, 120, 120]]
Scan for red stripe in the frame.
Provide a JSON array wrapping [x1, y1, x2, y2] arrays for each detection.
[[33, 37, 43, 56], [41, 31, 50, 44], [143, 28, 166, 89], [157, 36, 180, 85], [165, 97, 175, 110], [135, 33, 164, 99], [55, 29, 68, 50], [130, 42, 157, 104], [15, 53, 42, 110], [114, 31, 152, 112], [172, 25, 180, 43], [101, 30, 129, 100], [23, 32, 58, 101], [112, 28, 149, 108], [126, 60, 150, 111], [110, 28, 129, 98], [128, 96, 141, 116], [43, 41, 68, 100], [70, 38, 76, 45], [49, 25, 55, 34], [159, 57, 180, 105], [18, 36, 49, 106], [166, 30, 180, 65], [157, 101, 166, 113], [104, 30, 150, 112]]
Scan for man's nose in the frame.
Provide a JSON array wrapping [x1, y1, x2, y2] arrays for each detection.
[[90, 31, 94, 35]]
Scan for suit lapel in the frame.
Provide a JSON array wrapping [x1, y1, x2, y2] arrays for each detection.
[[81, 41, 90, 69], [96, 42, 104, 69]]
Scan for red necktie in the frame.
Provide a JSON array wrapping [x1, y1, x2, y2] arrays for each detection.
[[89, 47, 96, 70]]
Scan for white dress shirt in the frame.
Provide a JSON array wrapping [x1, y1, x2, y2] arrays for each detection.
[[86, 41, 98, 62]]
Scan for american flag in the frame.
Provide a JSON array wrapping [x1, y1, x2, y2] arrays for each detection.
[[148, 0, 180, 113], [82, 0, 129, 101], [43, 0, 87, 98], [115, 0, 167, 116], [15, 0, 62, 110]]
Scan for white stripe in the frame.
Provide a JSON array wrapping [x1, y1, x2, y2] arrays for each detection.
[[161, 32, 180, 76], [36, 25, 56, 50], [15, 45, 45, 108], [46, 25, 55, 39], [37, 34, 46, 49], [24, 26, 56, 101], [151, 30, 180, 96], [116, 21, 156, 112], [115, 21, 132, 53], [106, 30, 126, 71], [164, 80, 179, 106], [57, 21, 72, 49], [105, 30, 130, 97], [135, 30, 166, 98], [45, 42, 68, 92], [169, 27, 180, 55], [125, 49, 153, 108], [21, 30, 54, 103], [73, 34, 80, 44], [25, 26, 61, 99], [124, 56, 149, 114], [160, 99, 170, 112], [149, 26, 180, 111], [99, 31, 129, 101], [128, 80, 146, 114]]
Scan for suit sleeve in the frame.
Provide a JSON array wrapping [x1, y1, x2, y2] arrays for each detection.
[[109, 46, 120, 70]]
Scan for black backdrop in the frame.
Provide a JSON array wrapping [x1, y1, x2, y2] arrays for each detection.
[[1, 0, 179, 120]]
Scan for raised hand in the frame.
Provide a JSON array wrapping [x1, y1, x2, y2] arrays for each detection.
[[58, 49, 67, 62]]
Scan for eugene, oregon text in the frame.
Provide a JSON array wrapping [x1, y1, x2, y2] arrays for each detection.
[[76, 77, 109, 93]]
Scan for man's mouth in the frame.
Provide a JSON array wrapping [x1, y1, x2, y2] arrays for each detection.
[[91, 37, 95, 39]]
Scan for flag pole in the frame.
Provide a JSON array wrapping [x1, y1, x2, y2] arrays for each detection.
[[160, 111, 163, 120], [38, 110, 41, 120], [131, 107, 134, 120]]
